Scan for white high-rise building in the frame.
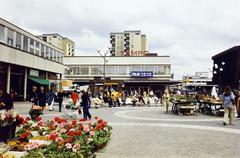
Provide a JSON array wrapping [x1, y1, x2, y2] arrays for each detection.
[[110, 30, 148, 56], [37, 34, 75, 56]]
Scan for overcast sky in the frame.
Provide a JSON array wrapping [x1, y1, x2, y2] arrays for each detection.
[[1, 0, 240, 79]]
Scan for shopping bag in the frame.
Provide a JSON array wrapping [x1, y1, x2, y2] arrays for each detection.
[[45, 103, 48, 110], [49, 98, 55, 111]]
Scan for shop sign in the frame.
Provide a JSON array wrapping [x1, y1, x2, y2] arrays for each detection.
[[95, 83, 104, 86], [130, 71, 153, 78], [30, 69, 39, 77]]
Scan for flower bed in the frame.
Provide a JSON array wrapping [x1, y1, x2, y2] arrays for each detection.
[[7, 116, 112, 158]]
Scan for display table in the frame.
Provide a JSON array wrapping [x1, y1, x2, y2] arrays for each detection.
[[172, 101, 195, 115], [198, 100, 223, 115]]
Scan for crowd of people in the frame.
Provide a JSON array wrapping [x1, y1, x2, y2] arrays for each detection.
[[29, 86, 92, 120], [1, 82, 240, 127]]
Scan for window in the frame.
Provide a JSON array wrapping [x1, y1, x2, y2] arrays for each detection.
[[46, 47, 50, 59], [131, 65, 141, 71], [53, 36, 57, 38], [119, 66, 128, 75], [7, 28, 14, 46], [106, 66, 116, 75], [154, 66, 165, 75], [23, 36, 28, 51], [16, 32, 22, 49], [49, 48, 54, 60], [91, 66, 103, 75], [40, 44, 45, 57], [30, 38, 34, 46], [79, 66, 89, 75], [144, 66, 154, 72], [0, 25, 4, 42], [42, 36, 47, 42]]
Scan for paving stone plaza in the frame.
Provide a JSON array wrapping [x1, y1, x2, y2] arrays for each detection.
[[15, 102, 240, 158]]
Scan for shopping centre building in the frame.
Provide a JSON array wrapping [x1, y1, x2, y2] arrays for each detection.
[[0, 18, 64, 100], [64, 56, 173, 95]]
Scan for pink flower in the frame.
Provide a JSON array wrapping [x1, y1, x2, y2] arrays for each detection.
[[90, 131, 95, 136], [72, 143, 80, 152], [59, 122, 67, 128], [104, 127, 108, 131], [60, 129, 67, 134], [83, 125, 90, 133], [55, 137, 64, 142], [65, 143, 72, 149], [69, 128, 75, 132]]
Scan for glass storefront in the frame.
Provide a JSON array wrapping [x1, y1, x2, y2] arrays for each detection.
[[66, 65, 170, 76]]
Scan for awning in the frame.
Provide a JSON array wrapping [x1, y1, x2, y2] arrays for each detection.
[[28, 76, 49, 85]]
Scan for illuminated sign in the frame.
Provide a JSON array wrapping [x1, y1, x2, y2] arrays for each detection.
[[130, 71, 153, 78], [121, 50, 149, 56]]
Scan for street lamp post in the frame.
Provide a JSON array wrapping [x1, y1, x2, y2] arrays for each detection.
[[97, 48, 111, 80]]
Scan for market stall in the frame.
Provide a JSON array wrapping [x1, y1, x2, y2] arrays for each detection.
[[171, 95, 196, 115]]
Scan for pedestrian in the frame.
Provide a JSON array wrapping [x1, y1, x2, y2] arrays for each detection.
[[81, 90, 92, 120], [221, 86, 235, 126], [235, 91, 240, 118], [0, 82, 14, 142], [57, 89, 64, 112], [47, 89, 56, 111], [30, 86, 38, 105], [37, 86, 46, 114], [137, 91, 145, 105], [0, 82, 13, 110], [71, 90, 79, 106], [162, 89, 170, 114]]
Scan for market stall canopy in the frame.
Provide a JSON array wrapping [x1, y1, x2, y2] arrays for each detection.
[[28, 76, 49, 85]]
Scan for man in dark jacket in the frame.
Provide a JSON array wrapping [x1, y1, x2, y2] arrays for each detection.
[[30, 86, 38, 105], [0, 82, 13, 110], [81, 90, 92, 120]]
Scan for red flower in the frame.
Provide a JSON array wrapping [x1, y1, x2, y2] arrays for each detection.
[[94, 116, 99, 120], [80, 118, 86, 122], [49, 134, 58, 141], [36, 117, 43, 121], [26, 117, 31, 121], [67, 130, 76, 137], [72, 120, 77, 126], [96, 124, 103, 131], [79, 124, 83, 130], [19, 131, 31, 139], [102, 121, 107, 127], [54, 117, 60, 122], [61, 118, 67, 123], [76, 130, 82, 136], [68, 124, 73, 129], [49, 125, 56, 130], [97, 119, 103, 124], [65, 138, 73, 143]]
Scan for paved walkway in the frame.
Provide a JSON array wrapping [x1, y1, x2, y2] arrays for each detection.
[[14, 102, 240, 158]]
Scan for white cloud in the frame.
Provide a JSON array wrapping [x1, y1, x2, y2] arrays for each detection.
[[1, 0, 240, 79]]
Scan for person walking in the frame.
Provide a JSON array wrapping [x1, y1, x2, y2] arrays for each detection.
[[57, 89, 64, 112], [81, 90, 92, 120], [30, 86, 38, 105], [162, 89, 170, 114], [0, 82, 14, 142], [235, 91, 240, 118], [37, 86, 46, 114], [71, 90, 79, 106], [221, 86, 235, 126], [47, 90, 56, 111]]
